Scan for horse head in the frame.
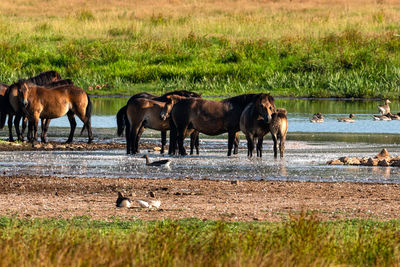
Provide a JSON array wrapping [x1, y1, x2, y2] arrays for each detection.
[[15, 79, 33, 108], [160, 95, 186, 120], [255, 93, 276, 123]]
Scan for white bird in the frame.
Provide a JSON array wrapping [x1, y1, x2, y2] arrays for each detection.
[[136, 191, 161, 209]]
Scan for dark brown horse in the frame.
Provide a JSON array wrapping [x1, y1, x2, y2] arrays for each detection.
[[125, 96, 200, 155], [167, 93, 276, 156], [1, 71, 63, 142], [116, 90, 201, 154], [16, 79, 93, 144]]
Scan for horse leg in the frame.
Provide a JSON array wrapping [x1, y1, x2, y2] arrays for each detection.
[[195, 131, 200, 155], [256, 136, 263, 158], [20, 116, 27, 141], [41, 119, 51, 143], [271, 133, 278, 158], [160, 131, 166, 154], [168, 121, 177, 155], [14, 115, 22, 142], [7, 114, 14, 142], [245, 134, 254, 158], [86, 117, 93, 144], [135, 125, 144, 154], [227, 130, 237, 156], [279, 133, 286, 158], [125, 119, 131, 154], [129, 125, 140, 155], [233, 132, 240, 154], [66, 112, 77, 144], [177, 126, 188, 156]]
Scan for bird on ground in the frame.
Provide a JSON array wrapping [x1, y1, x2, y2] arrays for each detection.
[[142, 154, 171, 169], [378, 99, 391, 115], [310, 112, 324, 123], [337, 114, 355, 122], [136, 191, 161, 209], [116, 192, 132, 208]]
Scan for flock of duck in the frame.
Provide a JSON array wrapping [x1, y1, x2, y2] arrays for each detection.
[[309, 99, 400, 123]]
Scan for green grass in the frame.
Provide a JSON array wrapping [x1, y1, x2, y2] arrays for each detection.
[[1, 214, 400, 266], [0, 1, 399, 98]]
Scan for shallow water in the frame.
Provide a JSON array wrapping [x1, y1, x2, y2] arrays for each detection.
[[2, 97, 400, 183], [1, 137, 400, 183]]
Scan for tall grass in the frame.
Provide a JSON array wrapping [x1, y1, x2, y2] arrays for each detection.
[[0, 0, 399, 97], [1, 214, 400, 266]]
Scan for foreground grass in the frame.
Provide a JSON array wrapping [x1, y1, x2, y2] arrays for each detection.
[[0, 0, 399, 98], [1, 214, 400, 266]]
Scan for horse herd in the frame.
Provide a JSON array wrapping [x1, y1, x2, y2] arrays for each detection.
[[0, 71, 288, 158]]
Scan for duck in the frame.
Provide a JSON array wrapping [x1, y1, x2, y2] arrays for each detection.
[[310, 112, 324, 123], [388, 113, 400, 120], [378, 99, 391, 115], [136, 191, 161, 209], [116, 192, 132, 208], [373, 114, 391, 121], [337, 114, 355, 122], [142, 154, 171, 169]]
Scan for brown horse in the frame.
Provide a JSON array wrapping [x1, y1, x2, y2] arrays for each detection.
[[1, 71, 63, 142], [167, 93, 276, 156], [269, 109, 289, 158], [117, 90, 201, 154], [240, 102, 287, 158], [126, 97, 199, 154], [16, 80, 93, 144], [0, 83, 9, 132]]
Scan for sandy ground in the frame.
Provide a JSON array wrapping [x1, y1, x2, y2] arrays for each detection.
[[1, 140, 400, 221], [1, 175, 400, 221]]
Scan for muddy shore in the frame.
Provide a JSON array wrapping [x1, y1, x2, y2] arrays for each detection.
[[1, 175, 400, 221]]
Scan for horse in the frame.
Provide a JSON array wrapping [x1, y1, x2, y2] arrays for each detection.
[[1, 71, 63, 142], [125, 97, 199, 155], [15, 79, 93, 144], [116, 90, 201, 154], [269, 109, 289, 158], [167, 93, 276, 156], [0, 83, 9, 132]]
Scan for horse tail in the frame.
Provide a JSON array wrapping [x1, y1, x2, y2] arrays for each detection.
[[116, 105, 127, 136], [81, 94, 92, 135]]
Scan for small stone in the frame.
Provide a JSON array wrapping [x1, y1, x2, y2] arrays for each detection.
[[56, 145, 66, 149], [347, 157, 361, 165], [375, 148, 390, 159], [366, 158, 379, 166], [328, 160, 344, 165], [231, 180, 239, 185], [338, 157, 349, 163], [153, 146, 162, 151], [360, 157, 369, 164], [378, 159, 391, 167], [33, 143, 42, 149], [44, 143, 54, 150], [391, 160, 400, 167]]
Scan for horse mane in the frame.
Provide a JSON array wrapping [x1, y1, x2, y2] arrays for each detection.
[[224, 93, 258, 106], [28, 70, 62, 86], [161, 90, 201, 98]]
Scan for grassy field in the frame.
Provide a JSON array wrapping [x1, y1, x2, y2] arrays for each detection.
[[0, 0, 399, 97], [1, 214, 400, 266]]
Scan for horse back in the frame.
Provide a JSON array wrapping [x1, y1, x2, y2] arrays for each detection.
[[126, 98, 168, 130]]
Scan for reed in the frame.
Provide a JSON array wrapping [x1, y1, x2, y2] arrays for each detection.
[[1, 214, 400, 266], [0, 0, 399, 97]]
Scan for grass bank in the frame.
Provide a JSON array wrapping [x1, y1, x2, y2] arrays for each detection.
[[1, 214, 400, 266], [0, 0, 399, 98]]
